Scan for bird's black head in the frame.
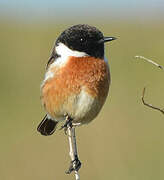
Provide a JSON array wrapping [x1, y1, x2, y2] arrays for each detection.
[[55, 24, 116, 59]]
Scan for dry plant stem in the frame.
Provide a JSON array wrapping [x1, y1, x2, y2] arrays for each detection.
[[135, 55, 164, 70], [67, 125, 80, 180], [142, 87, 164, 115], [72, 128, 78, 160]]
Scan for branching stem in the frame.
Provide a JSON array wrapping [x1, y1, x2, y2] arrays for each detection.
[[134, 55, 163, 70], [142, 87, 164, 115]]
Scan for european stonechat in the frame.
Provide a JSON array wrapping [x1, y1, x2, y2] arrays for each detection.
[[37, 24, 116, 136]]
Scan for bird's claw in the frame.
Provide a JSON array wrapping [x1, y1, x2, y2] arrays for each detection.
[[59, 116, 73, 134], [65, 156, 81, 174]]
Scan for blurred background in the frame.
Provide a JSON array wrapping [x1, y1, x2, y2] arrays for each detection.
[[0, 0, 164, 179]]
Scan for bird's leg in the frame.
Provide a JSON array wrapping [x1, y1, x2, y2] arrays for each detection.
[[71, 127, 81, 172], [66, 118, 81, 179], [59, 115, 73, 134]]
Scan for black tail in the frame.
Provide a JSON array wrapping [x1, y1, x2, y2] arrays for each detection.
[[37, 114, 58, 136]]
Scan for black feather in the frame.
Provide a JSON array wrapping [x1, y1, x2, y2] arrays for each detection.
[[37, 115, 58, 136]]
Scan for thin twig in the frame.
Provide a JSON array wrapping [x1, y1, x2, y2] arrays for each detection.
[[142, 87, 164, 115], [135, 55, 163, 70], [67, 125, 80, 180]]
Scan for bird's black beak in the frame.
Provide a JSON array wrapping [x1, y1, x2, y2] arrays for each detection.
[[98, 37, 117, 44], [104, 37, 117, 42]]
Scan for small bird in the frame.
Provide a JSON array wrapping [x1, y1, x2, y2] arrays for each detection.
[[37, 24, 116, 135]]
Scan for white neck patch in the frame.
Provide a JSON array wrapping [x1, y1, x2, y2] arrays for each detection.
[[43, 43, 88, 83], [56, 43, 88, 58]]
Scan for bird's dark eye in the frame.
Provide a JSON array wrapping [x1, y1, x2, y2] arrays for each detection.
[[80, 38, 87, 43], [80, 38, 83, 42]]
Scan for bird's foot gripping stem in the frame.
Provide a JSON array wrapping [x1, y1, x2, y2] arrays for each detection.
[[59, 116, 73, 134], [65, 115, 81, 179], [66, 155, 81, 174]]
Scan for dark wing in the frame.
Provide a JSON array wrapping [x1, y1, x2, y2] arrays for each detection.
[[37, 114, 58, 136]]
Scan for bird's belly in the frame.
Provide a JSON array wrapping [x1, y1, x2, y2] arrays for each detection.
[[42, 87, 106, 124], [67, 89, 103, 124]]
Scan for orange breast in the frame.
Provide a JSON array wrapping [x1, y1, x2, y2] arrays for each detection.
[[41, 56, 110, 120]]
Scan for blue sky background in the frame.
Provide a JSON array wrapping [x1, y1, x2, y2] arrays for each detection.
[[0, 0, 164, 22]]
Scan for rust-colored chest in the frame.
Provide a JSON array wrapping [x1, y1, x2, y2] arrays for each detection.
[[41, 56, 110, 119]]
